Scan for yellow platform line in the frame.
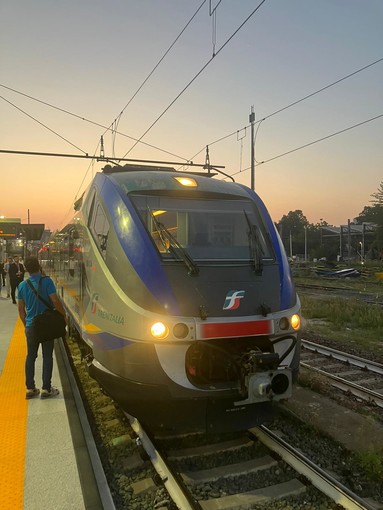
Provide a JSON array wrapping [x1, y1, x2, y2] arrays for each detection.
[[0, 318, 28, 510]]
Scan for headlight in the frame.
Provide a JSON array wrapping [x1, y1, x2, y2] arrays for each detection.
[[290, 314, 301, 330], [150, 322, 169, 340], [174, 176, 197, 187]]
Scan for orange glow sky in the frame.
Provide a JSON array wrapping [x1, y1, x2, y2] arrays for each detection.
[[1, 1, 382, 232]]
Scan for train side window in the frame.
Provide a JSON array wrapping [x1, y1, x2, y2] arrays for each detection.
[[86, 189, 96, 226], [90, 202, 110, 258]]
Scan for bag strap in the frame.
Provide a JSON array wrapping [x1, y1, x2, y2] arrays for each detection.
[[26, 277, 53, 310]]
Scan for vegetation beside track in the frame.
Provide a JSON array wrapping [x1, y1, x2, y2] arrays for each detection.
[[294, 272, 383, 488], [295, 271, 383, 361]]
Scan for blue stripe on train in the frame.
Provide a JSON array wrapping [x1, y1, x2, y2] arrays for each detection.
[[83, 329, 133, 350], [96, 174, 180, 315]]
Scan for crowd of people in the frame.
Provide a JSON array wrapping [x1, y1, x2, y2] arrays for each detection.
[[0, 255, 25, 303]]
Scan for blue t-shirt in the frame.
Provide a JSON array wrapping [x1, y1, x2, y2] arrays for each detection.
[[17, 274, 57, 327]]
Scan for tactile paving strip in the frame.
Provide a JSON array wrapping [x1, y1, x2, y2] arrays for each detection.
[[0, 318, 28, 510]]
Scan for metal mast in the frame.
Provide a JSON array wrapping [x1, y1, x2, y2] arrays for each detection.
[[249, 106, 255, 190]]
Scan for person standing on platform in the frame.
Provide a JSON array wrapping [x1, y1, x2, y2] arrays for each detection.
[[17, 256, 66, 399], [4, 256, 13, 298], [0, 260, 3, 295], [0, 259, 5, 286], [9, 255, 25, 304]]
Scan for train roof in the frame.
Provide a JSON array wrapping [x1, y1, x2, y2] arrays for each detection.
[[102, 163, 217, 178], [100, 164, 251, 198]]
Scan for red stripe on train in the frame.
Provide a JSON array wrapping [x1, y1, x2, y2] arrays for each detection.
[[200, 320, 272, 339]]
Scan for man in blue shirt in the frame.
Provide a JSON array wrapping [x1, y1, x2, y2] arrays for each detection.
[[17, 257, 66, 399]]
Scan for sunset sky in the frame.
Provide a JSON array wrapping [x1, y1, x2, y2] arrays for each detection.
[[1, 0, 382, 232]]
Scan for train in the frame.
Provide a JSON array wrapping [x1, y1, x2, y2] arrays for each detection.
[[39, 163, 301, 434]]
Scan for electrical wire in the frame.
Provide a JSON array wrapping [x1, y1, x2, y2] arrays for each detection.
[[0, 95, 88, 155], [229, 113, 383, 178], [105, 0, 208, 141], [3, 53, 379, 171], [254, 119, 264, 164], [1, 54, 381, 181], [0, 84, 189, 162], [184, 56, 383, 164], [1, 1, 208, 217], [119, 0, 267, 160]]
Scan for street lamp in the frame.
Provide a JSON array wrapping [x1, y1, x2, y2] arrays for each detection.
[[359, 241, 364, 263]]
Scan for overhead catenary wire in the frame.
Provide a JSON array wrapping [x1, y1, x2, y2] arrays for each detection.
[[1, 55, 381, 168], [184, 56, 383, 164], [1, 0, 209, 223], [118, 0, 268, 160], [0, 2, 210, 166], [2, 113, 379, 186], [1, 56, 382, 197], [0, 84, 189, 162], [0, 95, 88, 155], [105, 0, 208, 141], [229, 113, 383, 178]]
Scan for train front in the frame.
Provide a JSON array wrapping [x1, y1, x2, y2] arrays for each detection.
[[88, 168, 301, 433]]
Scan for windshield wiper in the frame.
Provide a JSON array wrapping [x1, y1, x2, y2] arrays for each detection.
[[149, 209, 199, 276], [244, 210, 263, 274]]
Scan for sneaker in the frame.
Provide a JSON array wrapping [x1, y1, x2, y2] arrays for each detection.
[[26, 388, 40, 399], [41, 387, 60, 399]]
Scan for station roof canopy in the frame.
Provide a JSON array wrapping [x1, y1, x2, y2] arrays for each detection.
[[321, 223, 376, 235]]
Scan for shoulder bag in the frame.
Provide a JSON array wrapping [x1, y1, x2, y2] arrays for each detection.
[[27, 277, 66, 342]]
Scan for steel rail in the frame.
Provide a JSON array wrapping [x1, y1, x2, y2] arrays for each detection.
[[251, 425, 377, 510], [300, 362, 383, 409], [302, 339, 383, 375], [126, 413, 200, 510]]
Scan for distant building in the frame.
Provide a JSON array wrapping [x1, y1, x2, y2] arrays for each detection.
[[321, 222, 377, 261]]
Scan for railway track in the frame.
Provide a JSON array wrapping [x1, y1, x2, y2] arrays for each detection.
[[301, 339, 383, 409], [128, 414, 379, 510], [62, 335, 383, 509], [296, 283, 383, 306]]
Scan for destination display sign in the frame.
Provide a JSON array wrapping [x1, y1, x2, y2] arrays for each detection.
[[0, 223, 45, 240], [0, 222, 19, 237]]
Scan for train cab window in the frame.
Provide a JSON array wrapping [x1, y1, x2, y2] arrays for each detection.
[[150, 210, 178, 253], [85, 189, 96, 223], [131, 194, 274, 263], [89, 202, 110, 258]]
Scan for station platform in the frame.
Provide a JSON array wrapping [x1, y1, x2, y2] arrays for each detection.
[[0, 293, 108, 510]]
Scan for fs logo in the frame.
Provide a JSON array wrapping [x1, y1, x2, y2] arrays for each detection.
[[223, 290, 245, 310]]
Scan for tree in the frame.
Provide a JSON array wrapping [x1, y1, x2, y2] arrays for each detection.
[[277, 210, 309, 257], [355, 182, 383, 257], [355, 205, 379, 224], [370, 182, 383, 255], [371, 181, 383, 206], [277, 210, 309, 236]]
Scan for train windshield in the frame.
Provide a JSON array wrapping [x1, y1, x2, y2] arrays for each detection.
[[131, 194, 274, 262]]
